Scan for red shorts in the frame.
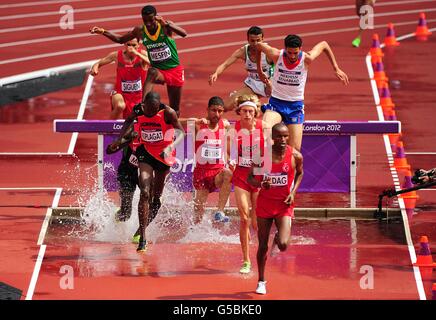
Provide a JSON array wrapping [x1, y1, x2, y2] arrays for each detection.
[[232, 167, 260, 193], [256, 195, 294, 219], [160, 65, 184, 87], [193, 166, 223, 193], [110, 91, 142, 118]]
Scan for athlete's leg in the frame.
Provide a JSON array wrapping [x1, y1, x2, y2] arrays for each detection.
[[148, 168, 170, 225], [250, 190, 259, 232], [143, 67, 166, 98], [110, 93, 126, 119], [137, 162, 153, 249], [256, 217, 274, 282], [273, 216, 292, 252], [224, 86, 259, 112], [235, 186, 254, 267], [214, 168, 233, 212], [262, 110, 282, 129], [193, 188, 209, 224], [166, 85, 182, 116], [286, 123, 303, 152]]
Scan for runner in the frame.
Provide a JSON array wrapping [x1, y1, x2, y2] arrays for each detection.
[[209, 26, 274, 111], [189, 96, 233, 224], [231, 94, 270, 274], [108, 92, 185, 252], [90, 5, 187, 115], [256, 34, 349, 151], [247, 123, 303, 295], [90, 37, 149, 119]]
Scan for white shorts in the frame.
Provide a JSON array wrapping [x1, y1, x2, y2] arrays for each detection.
[[244, 77, 268, 97]]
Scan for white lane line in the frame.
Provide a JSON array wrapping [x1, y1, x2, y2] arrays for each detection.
[[25, 244, 46, 300], [0, 0, 329, 21], [37, 188, 62, 245], [405, 152, 436, 155], [1, 0, 435, 35], [0, 0, 87, 9], [365, 53, 427, 300], [0, 186, 63, 300], [2, 16, 436, 66]]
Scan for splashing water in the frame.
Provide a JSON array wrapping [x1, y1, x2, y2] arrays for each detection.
[[66, 168, 241, 244]]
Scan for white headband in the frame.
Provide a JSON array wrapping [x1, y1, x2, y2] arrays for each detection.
[[238, 101, 258, 109]]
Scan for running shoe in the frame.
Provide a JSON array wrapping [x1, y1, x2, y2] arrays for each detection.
[[136, 240, 147, 253], [255, 281, 267, 295], [239, 261, 251, 274], [214, 211, 230, 222], [352, 37, 361, 48], [132, 234, 141, 244]]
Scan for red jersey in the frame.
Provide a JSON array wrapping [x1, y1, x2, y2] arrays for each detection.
[[257, 145, 295, 201], [115, 50, 146, 118], [194, 119, 226, 170], [137, 108, 176, 166], [256, 145, 296, 218]]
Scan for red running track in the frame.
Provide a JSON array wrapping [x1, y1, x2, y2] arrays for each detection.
[[0, 0, 435, 300]]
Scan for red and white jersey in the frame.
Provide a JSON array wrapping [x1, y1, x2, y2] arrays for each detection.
[[271, 50, 308, 101], [257, 145, 295, 202], [194, 119, 226, 170], [115, 50, 146, 118]]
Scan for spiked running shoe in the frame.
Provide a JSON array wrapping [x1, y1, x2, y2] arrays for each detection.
[[214, 211, 230, 222], [255, 281, 267, 295], [239, 261, 251, 274], [352, 37, 361, 48], [132, 234, 141, 244], [136, 240, 147, 253]]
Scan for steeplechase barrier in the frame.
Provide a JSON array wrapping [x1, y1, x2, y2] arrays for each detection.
[[54, 120, 400, 208]]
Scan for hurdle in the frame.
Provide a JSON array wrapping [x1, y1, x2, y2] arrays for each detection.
[[54, 119, 400, 210]]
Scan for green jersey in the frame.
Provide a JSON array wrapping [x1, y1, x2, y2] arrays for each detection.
[[142, 23, 180, 70]]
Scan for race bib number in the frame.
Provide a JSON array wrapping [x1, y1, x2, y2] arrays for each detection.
[[201, 146, 222, 159], [121, 79, 142, 92], [129, 154, 139, 168], [150, 47, 171, 62], [238, 156, 253, 168], [141, 129, 163, 142], [265, 173, 288, 186]]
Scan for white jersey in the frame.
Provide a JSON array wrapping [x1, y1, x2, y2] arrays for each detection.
[[244, 44, 273, 97], [271, 49, 308, 101]]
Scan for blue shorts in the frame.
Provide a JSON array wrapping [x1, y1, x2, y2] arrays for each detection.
[[261, 96, 305, 125]]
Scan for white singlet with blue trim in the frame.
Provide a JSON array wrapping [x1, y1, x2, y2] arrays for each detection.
[[272, 49, 307, 101], [244, 44, 273, 97]]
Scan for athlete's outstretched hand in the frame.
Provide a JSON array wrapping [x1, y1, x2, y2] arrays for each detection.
[[335, 67, 349, 85], [208, 72, 218, 85], [90, 26, 105, 34]]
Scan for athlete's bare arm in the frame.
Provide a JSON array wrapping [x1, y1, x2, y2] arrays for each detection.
[[209, 46, 245, 85], [106, 110, 138, 153], [284, 149, 304, 205], [164, 107, 186, 152], [89, 51, 117, 76], [131, 48, 150, 68], [156, 16, 187, 38], [255, 43, 280, 84], [90, 26, 141, 44], [305, 41, 349, 85]]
